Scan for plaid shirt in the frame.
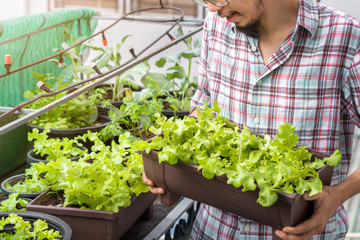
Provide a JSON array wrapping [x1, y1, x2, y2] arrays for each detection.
[[190, 0, 360, 239]]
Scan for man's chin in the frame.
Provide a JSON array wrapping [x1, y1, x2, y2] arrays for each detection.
[[236, 24, 260, 38]]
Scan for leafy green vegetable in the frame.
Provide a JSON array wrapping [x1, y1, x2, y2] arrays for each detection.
[[0, 193, 28, 211], [0, 213, 61, 239], [23, 72, 108, 129], [28, 128, 87, 161], [104, 95, 163, 140], [128, 25, 200, 112], [147, 102, 342, 207], [7, 131, 149, 213]]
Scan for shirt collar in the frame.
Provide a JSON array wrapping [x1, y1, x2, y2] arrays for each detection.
[[297, 0, 319, 38]]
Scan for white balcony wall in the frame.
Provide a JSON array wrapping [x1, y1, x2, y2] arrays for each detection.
[[0, 0, 359, 21]]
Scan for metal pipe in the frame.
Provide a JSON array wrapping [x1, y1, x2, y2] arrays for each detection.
[[0, 6, 184, 79], [0, 5, 185, 119], [0, 26, 203, 136]]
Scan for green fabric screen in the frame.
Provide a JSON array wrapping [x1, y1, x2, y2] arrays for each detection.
[[0, 7, 99, 107]]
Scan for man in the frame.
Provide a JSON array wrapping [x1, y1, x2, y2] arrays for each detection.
[[143, 0, 360, 239]]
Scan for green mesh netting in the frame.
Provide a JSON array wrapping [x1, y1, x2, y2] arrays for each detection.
[[0, 7, 99, 107]]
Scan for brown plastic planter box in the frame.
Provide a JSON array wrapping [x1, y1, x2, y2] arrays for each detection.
[[142, 148, 333, 232], [26, 189, 156, 240]]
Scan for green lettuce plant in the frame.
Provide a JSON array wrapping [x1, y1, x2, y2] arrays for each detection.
[[6, 131, 149, 213], [28, 128, 86, 161], [145, 102, 342, 207], [0, 213, 61, 239], [0, 193, 29, 211], [23, 73, 106, 129]]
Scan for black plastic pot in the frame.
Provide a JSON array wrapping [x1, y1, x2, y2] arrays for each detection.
[[26, 145, 87, 166], [97, 101, 123, 117], [27, 189, 156, 240], [26, 114, 111, 140], [0, 173, 43, 199], [161, 110, 190, 119], [0, 211, 72, 240]]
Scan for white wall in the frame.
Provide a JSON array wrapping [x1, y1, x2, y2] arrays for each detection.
[[322, 0, 360, 19], [0, 0, 48, 21], [0, 0, 359, 21]]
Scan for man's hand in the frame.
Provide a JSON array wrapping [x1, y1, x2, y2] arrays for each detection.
[[142, 172, 165, 195], [275, 185, 343, 240]]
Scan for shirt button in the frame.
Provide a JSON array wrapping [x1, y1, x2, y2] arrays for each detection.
[[244, 224, 250, 232], [251, 45, 257, 52], [254, 117, 260, 124]]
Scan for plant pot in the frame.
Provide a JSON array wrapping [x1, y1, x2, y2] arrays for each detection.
[[26, 114, 111, 151], [27, 189, 156, 240], [0, 113, 31, 178], [141, 148, 333, 233], [0, 173, 43, 199], [0, 211, 72, 240], [161, 109, 190, 119], [26, 145, 87, 166], [97, 101, 123, 117], [26, 114, 111, 140]]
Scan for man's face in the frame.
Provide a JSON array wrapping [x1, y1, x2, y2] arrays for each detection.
[[209, 0, 265, 38]]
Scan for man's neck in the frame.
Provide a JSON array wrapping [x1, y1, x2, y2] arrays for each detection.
[[258, 0, 299, 64]]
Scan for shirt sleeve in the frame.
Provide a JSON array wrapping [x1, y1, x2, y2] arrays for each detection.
[[343, 46, 360, 127], [191, 12, 212, 113]]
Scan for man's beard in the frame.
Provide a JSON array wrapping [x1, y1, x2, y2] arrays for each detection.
[[236, 19, 261, 38], [236, 0, 264, 38]]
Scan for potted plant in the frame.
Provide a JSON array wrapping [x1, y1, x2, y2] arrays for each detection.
[[0, 171, 48, 200], [96, 93, 164, 144], [85, 35, 142, 107], [134, 26, 201, 118], [23, 72, 111, 141], [24, 132, 156, 240], [26, 128, 87, 166], [141, 102, 342, 235], [0, 211, 72, 240]]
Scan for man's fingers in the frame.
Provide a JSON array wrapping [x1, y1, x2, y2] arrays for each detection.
[[142, 172, 165, 194], [149, 186, 165, 194]]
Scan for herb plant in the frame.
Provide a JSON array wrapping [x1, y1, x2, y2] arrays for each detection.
[[145, 102, 342, 207], [130, 25, 200, 112], [0, 213, 61, 239], [50, 27, 95, 82], [85, 35, 139, 101], [105, 95, 163, 140]]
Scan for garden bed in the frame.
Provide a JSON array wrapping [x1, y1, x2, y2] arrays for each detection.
[[142, 148, 333, 230], [27, 189, 156, 240]]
